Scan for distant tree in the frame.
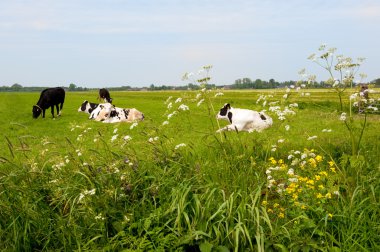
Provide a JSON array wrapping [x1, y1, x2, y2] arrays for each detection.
[[69, 83, 77, 91], [11, 83, 23, 91]]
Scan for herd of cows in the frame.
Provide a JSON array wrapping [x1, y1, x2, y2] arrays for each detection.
[[32, 87, 144, 123], [32, 87, 273, 132]]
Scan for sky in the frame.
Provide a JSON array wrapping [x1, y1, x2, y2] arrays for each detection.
[[0, 0, 379, 88]]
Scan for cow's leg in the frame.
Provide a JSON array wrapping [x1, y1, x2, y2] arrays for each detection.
[[51, 105, 55, 118], [56, 104, 60, 116], [216, 124, 240, 133], [42, 109, 46, 118], [59, 102, 63, 116]]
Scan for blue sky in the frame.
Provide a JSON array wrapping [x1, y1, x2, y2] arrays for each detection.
[[1, 0, 379, 88]]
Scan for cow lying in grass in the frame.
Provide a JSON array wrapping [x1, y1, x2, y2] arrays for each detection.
[[216, 103, 272, 132], [89, 103, 144, 123]]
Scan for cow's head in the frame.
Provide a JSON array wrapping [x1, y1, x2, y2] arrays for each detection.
[[216, 103, 232, 123], [128, 108, 145, 121], [32, 105, 42, 118], [78, 100, 89, 112]]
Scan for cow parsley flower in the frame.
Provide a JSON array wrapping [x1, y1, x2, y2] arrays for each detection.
[[167, 102, 172, 109], [285, 125, 290, 131], [123, 135, 132, 141], [322, 129, 332, 132], [197, 99, 204, 106], [162, 120, 169, 125], [339, 112, 347, 121], [175, 97, 182, 103], [111, 134, 118, 142], [130, 122, 138, 129], [175, 143, 186, 150], [95, 213, 105, 221], [278, 139, 285, 143], [307, 136, 317, 141], [214, 92, 224, 97], [113, 128, 118, 134], [178, 104, 189, 111], [148, 136, 159, 143]]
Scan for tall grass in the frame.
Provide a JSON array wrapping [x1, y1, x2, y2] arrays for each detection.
[[0, 88, 379, 251]]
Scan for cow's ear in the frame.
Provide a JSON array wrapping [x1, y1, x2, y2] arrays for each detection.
[[226, 103, 231, 109]]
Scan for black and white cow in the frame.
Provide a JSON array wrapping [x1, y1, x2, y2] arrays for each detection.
[[99, 88, 112, 103], [216, 103, 272, 132], [32, 87, 65, 118], [89, 103, 144, 123], [89, 103, 114, 121], [78, 100, 99, 114]]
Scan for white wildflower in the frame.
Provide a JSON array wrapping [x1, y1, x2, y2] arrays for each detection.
[[339, 112, 347, 121], [162, 120, 169, 125], [214, 92, 224, 97], [288, 178, 298, 183], [175, 143, 186, 150], [111, 134, 118, 142], [287, 168, 294, 176], [307, 136, 317, 141], [95, 213, 105, 221], [167, 102, 172, 109], [278, 139, 285, 143], [113, 128, 118, 134], [175, 97, 182, 103], [178, 104, 189, 111], [285, 125, 290, 131], [130, 122, 138, 129], [322, 129, 332, 132], [197, 99, 204, 106], [283, 94, 288, 99], [123, 135, 132, 141], [195, 93, 202, 99]]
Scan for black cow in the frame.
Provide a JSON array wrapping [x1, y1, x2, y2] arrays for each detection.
[[99, 88, 112, 103], [32, 87, 65, 118]]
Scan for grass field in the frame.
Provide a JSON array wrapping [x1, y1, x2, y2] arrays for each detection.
[[1, 88, 379, 251]]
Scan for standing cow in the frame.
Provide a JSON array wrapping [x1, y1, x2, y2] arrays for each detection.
[[99, 88, 112, 103], [32, 87, 65, 118]]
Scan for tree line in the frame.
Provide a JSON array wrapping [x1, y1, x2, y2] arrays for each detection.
[[1, 78, 379, 92]]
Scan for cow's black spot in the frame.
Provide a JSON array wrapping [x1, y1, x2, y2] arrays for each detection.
[[228, 112, 233, 123], [110, 110, 117, 117], [260, 114, 266, 120], [123, 109, 130, 119]]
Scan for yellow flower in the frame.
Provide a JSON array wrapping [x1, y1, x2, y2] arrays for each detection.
[[269, 157, 277, 165], [316, 193, 323, 199], [301, 205, 307, 210], [315, 175, 321, 181], [306, 179, 315, 185], [308, 158, 317, 168], [292, 194, 298, 200], [318, 184, 325, 190], [319, 171, 328, 177], [261, 200, 268, 206], [278, 212, 285, 218], [328, 161, 335, 167], [268, 208, 273, 213], [315, 155, 323, 162], [325, 192, 332, 199], [330, 167, 336, 173], [278, 159, 284, 164], [328, 213, 333, 219], [273, 203, 279, 208]]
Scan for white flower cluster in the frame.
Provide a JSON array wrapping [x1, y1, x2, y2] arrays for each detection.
[[175, 143, 186, 150], [78, 188, 96, 202], [148, 136, 159, 143]]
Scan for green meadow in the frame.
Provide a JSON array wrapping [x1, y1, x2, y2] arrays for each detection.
[[0, 88, 379, 251]]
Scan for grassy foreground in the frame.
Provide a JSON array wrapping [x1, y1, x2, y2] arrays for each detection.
[[0, 88, 379, 251]]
